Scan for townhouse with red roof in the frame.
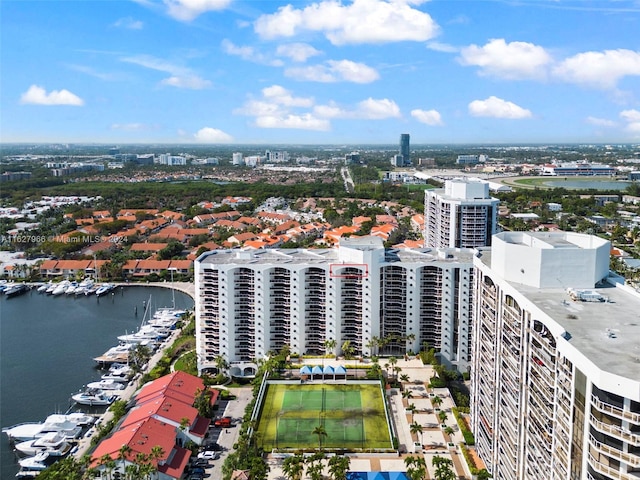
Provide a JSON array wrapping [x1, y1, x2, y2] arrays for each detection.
[[90, 371, 217, 479]]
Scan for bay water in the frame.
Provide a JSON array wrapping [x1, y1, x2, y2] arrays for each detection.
[[0, 286, 194, 477]]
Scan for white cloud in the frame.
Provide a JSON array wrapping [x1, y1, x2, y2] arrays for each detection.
[[313, 98, 401, 119], [285, 59, 379, 83], [468, 96, 532, 119], [160, 75, 211, 89], [67, 64, 120, 81], [553, 49, 640, 89], [254, 0, 439, 46], [221, 39, 283, 66], [262, 85, 314, 107], [194, 127, 234, 142], [255, 114, 331, 131], [621, 109, 640, 134], [112, 17, 144, 29], [411, 108, 443, 125], [586, 116, 616, 127], [276, 43, 322, 63], [427, 42, 458, 53], [20, 85, 84, 106], [163, 0, 232, 21], [356, 98, 401, 119], [234, 85, 328, 131], [121, 54, 211, 89], [458, 39, 552, 80]]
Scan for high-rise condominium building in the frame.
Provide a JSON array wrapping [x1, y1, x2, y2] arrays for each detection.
[[471, 231, 640, 480], [195, 236, 474, 376], [400, 134, 410, 166], [424, 178, 499, 249]]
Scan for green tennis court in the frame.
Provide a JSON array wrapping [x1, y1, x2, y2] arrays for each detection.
[[254, 382, 392, 450]]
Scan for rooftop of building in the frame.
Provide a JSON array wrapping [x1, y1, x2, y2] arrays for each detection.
[[478, 249, 640, 381]]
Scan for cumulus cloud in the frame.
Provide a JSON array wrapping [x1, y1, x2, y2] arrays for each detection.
[[621, 109, 640, 134], [221, 39, 283, 66], [254, 0, 439, 46], [586, 116, 616, 127], [194, 127, 234, 142], [121, 54, 211, 89], [468, 96, 532, 119], [458, 38, 552, 80], [553, 49, 640, 89], [113, 17, 144, 29], [411, 108, 443, 126], [312, 98, 401, 119], [234, 84, 400, 131], [20, 85, 84, 106], [276, 43, 322, 63], [164, 0, 232, 21], [234, 85, 328, 131], [285, 59, 379, 83]]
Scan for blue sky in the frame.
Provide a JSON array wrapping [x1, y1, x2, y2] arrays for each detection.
[[2, 0, 640, 145]]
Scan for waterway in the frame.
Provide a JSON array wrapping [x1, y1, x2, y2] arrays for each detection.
[[0, 286, 194, 478]]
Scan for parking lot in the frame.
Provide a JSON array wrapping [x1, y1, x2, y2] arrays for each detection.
[[182, 387, 254, 479]]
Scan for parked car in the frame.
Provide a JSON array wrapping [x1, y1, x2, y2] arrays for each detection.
[[197, 451, 219, 460], [213, 417, 232, 428]]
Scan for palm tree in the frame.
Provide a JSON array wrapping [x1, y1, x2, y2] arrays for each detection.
[[432, 455, 456, 480], [311, 424, 328, 449], [389, 356, 398, 381], [443, 426, 455, 440], [99, 454, 116, 480], [282, 454, 305, 480], [118, 444, 132, 477], [306, 451, 325, 480], [402, 389, 414, 406], [410, 422, 423, 446], [438, 410, 448, 425], [405, 333, 416, 354], [404, 455, 427, 480], [431, 395, 443, 409], [328, 455, 350, 480], [214, 354, 229, 377], [324, 338, 336, 357], [400, 373, 410, 384], [406, 403, 417, 423]]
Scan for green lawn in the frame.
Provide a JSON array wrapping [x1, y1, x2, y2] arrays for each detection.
[[255, 382, 392, 451]]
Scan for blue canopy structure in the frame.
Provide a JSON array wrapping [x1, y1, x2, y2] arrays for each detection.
[[387, 472, 408, 480], [335, 365, 347, 375], [300, 365, 312, 375], [311, 365, 323, 375], [323, 365, 335, 375]]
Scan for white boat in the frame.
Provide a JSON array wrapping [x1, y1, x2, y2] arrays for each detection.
[[74, 279, 94, 296], [100, 363, 133, 383], [18, 451, 56, 471], [3, 413, 93, 442], [117, 324, 168, 343], [95, 283, 115, 297], [36, 282, 51, 293], [51, 281, 71, 296], [45, 283, 57, 294], [14, 431, 74, 457], [71, 388, 115, 406], [5, 284, 29, 298], [93, 343, 134, 365], [86, 379, 125, 391], [64, 282, 78, 294]]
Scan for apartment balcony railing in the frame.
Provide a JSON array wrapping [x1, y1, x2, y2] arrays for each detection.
[[590, 414, 640, 446], [591, 395, 640, 424], [589, 434, 640, 467], [587, 452, 636, 480]]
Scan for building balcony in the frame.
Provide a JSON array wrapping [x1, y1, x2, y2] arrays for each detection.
[[590, 414, 640, 447], [592, 395, 640, 424], [589, 434, 640, 467]]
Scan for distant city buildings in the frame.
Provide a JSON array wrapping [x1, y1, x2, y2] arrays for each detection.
[[541, 160, 616, 176], [0, 171, 32, 182], [456, 154, 487, 165], [424, 178, 499, 249], [157, 153, 186, 166], [391, 134, 411, 167], [471, 231, 640, 480]]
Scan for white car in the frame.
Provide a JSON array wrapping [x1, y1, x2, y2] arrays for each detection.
[[197, 451, 219, 460]]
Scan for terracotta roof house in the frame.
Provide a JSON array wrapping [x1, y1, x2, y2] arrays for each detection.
[[351, 216, 372, 227], [130, 243, 169, 253], [227, 232, 259, 246], [89, 371, 218, 479], [323, 225, 360, 245], [257, 211, 292, 224], [39, 259, 107, 278]]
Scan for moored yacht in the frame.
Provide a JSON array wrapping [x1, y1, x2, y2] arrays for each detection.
[[86, 379, 125, 391], [3, 413, 93, 442], [14, 431, 74, 457], [71, 388, 115, 406], [18, 451, 57, 471]]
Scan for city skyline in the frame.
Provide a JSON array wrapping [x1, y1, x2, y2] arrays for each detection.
[[2, 0, 640, 145]]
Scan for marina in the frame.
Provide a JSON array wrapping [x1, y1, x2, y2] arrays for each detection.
[[0, 285, 194, 478]]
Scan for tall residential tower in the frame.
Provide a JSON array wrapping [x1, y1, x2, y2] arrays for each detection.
[[471, 232, 640, 480], [424, 178, 499, 249]]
